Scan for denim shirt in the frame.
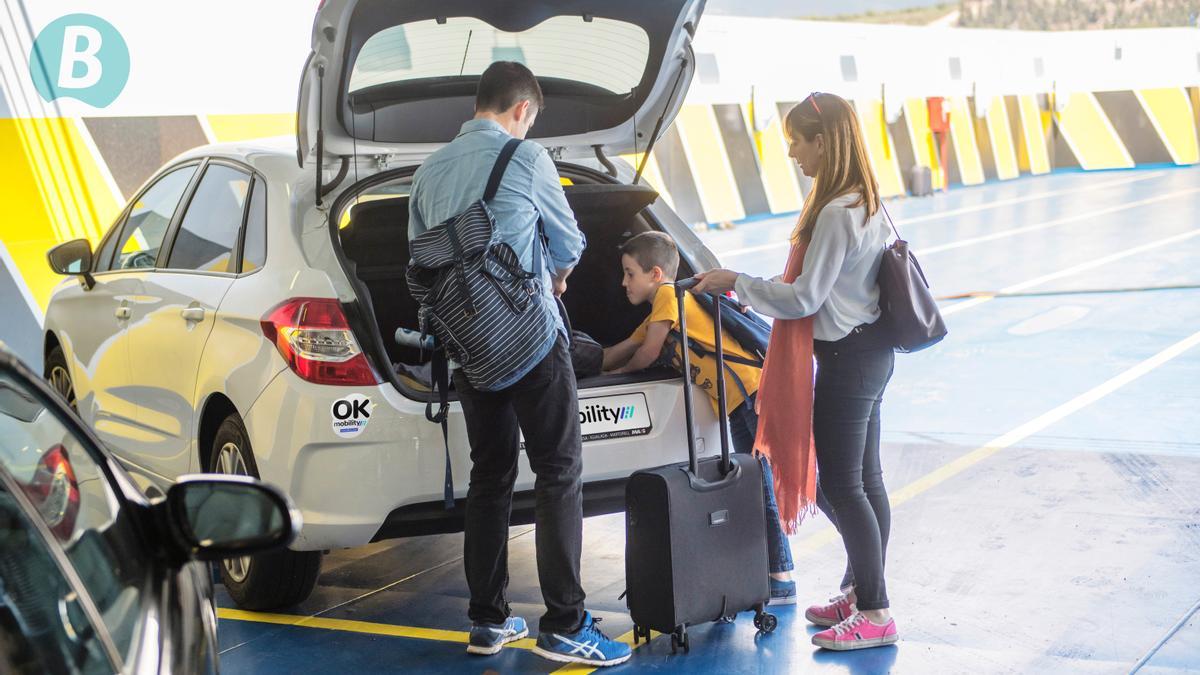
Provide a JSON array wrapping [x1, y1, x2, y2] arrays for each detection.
[[409, 118, 586, 385]]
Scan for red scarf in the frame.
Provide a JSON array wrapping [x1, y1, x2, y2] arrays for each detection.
[[753, 239, 818, 534]]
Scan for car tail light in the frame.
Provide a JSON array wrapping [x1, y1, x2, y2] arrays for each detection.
[[261, 298, 379, 386], [23, 444, 80, 541]]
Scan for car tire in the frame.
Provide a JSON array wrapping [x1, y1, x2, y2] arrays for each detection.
[[45, 345, 77, 412], [209, 413, 321, 610]]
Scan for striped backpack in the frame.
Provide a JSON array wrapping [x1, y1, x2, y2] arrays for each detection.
[[406, 138, 556, 393]]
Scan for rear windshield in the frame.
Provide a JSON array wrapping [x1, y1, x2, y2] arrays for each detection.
[[349, 16, 650, 96]]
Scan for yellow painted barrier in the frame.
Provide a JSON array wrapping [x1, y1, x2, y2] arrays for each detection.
[[946, 97, 985, 185], [675, 104, 745, 224], [1055, 92, 1134, 170], [854, 99, 906, 197], [1135, 88, 1200, 165], [0, 118, 121, 311], [1017, 94, 1051, 175], [206, 113, 297, 143], [741, 103, 803, 214], [986, 97, 1020, 180]]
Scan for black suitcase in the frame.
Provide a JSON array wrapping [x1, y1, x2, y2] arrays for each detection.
[[624, 279, 777, 654]]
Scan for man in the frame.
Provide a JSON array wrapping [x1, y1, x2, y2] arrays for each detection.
[[409, 62, 631, 667]]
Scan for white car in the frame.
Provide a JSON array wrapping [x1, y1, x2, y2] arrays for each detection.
[[43, 0, 723, 609]]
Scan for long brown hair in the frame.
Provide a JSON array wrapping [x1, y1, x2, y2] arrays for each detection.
[[785, 93, 880, 244]]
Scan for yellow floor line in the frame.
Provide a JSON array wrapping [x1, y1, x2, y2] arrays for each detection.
[[552, 628, 660, 674], [219, 319, 1200, 651], [796, 326, 1200, 556], [220, 606, 659, 668], [217, 608, 537, 651]]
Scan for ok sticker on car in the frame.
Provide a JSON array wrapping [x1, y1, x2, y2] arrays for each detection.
[[331, 394, 372, 439]]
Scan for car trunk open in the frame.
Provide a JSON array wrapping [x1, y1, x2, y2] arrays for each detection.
[[333, 164, 689, 397], [297, 0, 704, 165]]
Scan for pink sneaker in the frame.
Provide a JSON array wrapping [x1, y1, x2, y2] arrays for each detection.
[[804, 593, 854, 627], [812, 612, 899, 651]]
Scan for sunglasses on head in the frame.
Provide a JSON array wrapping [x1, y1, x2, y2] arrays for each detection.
[[805, 91, 822, 116]]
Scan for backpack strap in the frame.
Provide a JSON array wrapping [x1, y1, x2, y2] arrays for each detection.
[[674, 330, 764, 368], [483, 138, 524, 202], [532, 214, 547, 279], [425, 343, 454, 510], [669, 330, 757, 407], [483, 137, 550, 280]]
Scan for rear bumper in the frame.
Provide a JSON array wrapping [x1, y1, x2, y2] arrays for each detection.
[[243, 367, 719, 551], [370, 477, 628, 541]]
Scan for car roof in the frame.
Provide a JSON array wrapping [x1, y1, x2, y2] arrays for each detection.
[[175, 135, 296, 161], [171, 136, 307, 180]]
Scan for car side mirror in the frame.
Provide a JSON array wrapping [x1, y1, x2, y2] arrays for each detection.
[[47, 239, 95, 290], [164, 475, 298, 562]]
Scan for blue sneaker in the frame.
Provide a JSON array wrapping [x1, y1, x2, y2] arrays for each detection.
[[467, 616, 528, 655], [770, 577, 797, 605], [533, 612, 632, 667]]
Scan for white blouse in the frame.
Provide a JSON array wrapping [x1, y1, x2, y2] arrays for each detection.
[[733, 193, 891, 341]]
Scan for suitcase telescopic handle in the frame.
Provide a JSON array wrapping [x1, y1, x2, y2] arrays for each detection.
[[674, 281, 733, 477]]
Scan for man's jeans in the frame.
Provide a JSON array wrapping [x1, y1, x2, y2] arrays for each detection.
[[454, 334, 585, 634], [729, 394, 795, 575]]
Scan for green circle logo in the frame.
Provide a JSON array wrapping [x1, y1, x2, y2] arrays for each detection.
[[30, 14, 129, 108]]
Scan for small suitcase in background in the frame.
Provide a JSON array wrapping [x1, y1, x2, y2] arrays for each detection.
[[909, 164, 933, 197], [623, 279, 777, 654]]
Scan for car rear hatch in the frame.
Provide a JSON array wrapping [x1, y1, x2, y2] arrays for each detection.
[[297, 0, 705, 167]]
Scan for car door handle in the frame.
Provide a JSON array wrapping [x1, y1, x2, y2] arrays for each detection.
[[115, 306, 131, 320], [181, 307, 205, 322]]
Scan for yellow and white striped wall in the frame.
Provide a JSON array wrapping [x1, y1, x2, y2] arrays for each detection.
[[627, 87, 1199, 226], [4, 1, 1200, 368], [4, 88, 1199, 366]]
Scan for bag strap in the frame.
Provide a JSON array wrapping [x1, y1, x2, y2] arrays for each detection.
[[483, 138, 524, 203], [533, 214, 547, 280], [681, 334, 763, 368], [555, 296, 576, 348], [425, 344, 454, 510], [443, 221, 476, 316], [879, 201, 902, 241], [669, 330, 757, 405], [483, 137, 550, 280], [879, 202, 932, 288]]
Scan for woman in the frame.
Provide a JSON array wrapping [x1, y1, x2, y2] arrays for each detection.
[[692, 92, 898, 651]]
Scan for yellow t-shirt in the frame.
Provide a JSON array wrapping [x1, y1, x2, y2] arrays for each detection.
[[630, 284, 762, 415]]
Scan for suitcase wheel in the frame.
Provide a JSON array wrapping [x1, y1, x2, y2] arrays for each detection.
[[670, 628, 690, 654], [753, 611, 778, 633]]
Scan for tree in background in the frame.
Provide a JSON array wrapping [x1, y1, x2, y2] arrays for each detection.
[[959, 0, 1200, 30]]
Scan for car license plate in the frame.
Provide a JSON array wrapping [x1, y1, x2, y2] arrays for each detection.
[[519, 393, 652, 449], [577, 392, 652, 442]]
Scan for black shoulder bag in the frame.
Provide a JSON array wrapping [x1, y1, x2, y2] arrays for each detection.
[[877, 203, 948, 353]]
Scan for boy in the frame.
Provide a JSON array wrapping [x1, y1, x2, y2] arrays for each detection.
[[602, 232, 797, 603]]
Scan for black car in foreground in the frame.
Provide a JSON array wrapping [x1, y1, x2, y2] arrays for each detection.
[[0, 344, 299, 673]]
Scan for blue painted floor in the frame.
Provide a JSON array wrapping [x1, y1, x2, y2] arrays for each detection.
[[216, 167, 1200, 673]]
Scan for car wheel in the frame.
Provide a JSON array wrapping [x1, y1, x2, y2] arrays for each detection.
[[209, 413, 321, 610], [45, 346, 77, 412]]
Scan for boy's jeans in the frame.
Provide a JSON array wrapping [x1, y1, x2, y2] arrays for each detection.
[[728, 393, 795, 574]]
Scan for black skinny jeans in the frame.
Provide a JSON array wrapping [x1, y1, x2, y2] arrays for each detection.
[[812, 336, 895, 611], [453, 334, 585, 633]]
